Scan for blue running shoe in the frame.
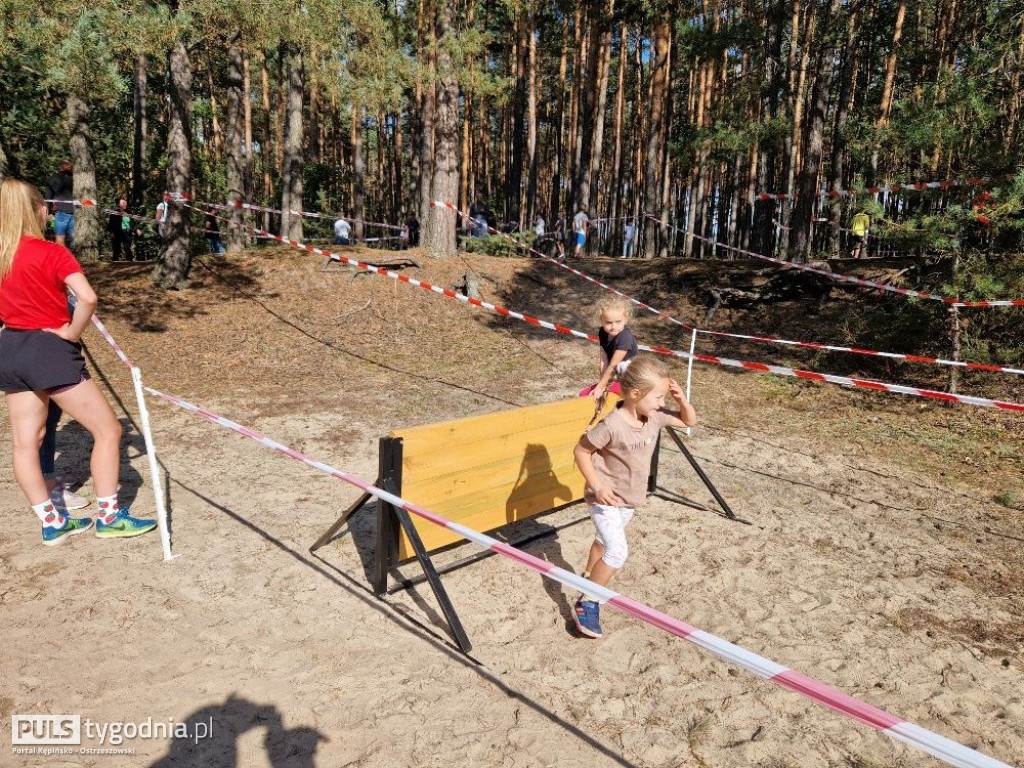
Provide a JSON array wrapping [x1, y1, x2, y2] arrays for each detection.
[[42, 515, 94, 546], [95, 509, 157, 539], [573, 598, 603, 638]]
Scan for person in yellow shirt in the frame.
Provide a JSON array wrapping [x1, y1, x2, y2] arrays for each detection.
[[850, 210, 870, 258]]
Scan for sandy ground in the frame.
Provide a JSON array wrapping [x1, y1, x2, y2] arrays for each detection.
[[1, 248, 1021, 768]]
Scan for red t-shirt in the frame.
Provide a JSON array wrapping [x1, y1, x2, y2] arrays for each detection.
[[0, 236, 83, 329]]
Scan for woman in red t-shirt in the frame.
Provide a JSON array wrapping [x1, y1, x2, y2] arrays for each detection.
[[0, 179, 156, 545]]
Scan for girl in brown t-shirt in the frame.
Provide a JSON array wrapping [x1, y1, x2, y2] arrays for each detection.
[[571, 355, 697, 638]]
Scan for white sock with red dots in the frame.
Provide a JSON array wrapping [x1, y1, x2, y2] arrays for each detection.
[[96, 495, 119, 524], [32, 500, 65, 528]]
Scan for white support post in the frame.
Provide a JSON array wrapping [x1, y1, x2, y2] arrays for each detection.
[[685, 329, 698, 436], [131, 366, 175, 561]]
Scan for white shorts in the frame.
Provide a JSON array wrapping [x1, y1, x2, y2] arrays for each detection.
[[589, 503, 635, 569]]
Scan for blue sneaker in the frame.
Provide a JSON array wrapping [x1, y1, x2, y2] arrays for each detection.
[[573, 598, 603, 638], [95, 509, 157, 539], [42, 515, 94, 546]]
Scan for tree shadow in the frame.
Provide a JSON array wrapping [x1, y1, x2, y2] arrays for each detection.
[[51, 417, 146, 509], [148, 693, 326, 768], [193, 257, 521, 408], [85, 253, 265, 333]]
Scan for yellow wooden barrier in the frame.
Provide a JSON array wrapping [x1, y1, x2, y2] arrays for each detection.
[[391, 396, 617, 560]]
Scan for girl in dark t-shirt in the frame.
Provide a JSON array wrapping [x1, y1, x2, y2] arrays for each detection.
[[581, 297, 639, 399]]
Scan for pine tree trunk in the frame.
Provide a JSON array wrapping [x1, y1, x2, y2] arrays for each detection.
[[131, 54, 147, 212], [67, 96, 99, 263], [948, 251, 961, 395], [424, 2, 459, 256], [550, 13, 569, 223], [225, 35, 246, 251], [352, 101, 365, 241], [394, 112, 405, 219], [154, 40, 192, 289], [586, 1, 614, 216], [416, 5, 436, 227], [642, 18, 671, 258], [523, 4, 539, 227], [309, 53, 321, 164], [261, 52, 274, 232], [829, 10, 859, 194], [783, 2, 816, 256], [565, 5, 584, 215], [508, 11, 527, 222], [872, 0, 906, 174], [752, 0, 786, 256], [608, 23, 628, 237], [208, 70, 222, 161], [1005, 26, 1024, 152], [243, 48, 253, 203], [280, 47, 303, 241], [602, 24, 626, 237]]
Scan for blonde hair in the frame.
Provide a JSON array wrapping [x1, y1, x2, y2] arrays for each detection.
[[619, 355, 668, 398], [597, 296, 632, 321], [0, 179, 45, 280]]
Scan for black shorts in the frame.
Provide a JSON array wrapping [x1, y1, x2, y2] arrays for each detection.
[[0, 328, 91, 394]]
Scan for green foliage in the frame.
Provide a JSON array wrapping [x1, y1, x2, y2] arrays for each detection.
[[993, 490, 1023, 510], [460, 233, 529, 258]]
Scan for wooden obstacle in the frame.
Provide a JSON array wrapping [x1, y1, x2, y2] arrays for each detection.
[[388, 395, 616, 560], [311, 395, 738, 653]]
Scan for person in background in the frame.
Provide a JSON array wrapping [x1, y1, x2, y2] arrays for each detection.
[[106, 198, 142, 261], [333, 216, 352, 246], [573, 207, 590, 257], [534, 215, 546, 238], [44, 161, 75, 251], [554, 216, 567, 258], [204, 213, 225, 254], [622, 218, 637, 258], [469, 197, 488, 237], [155, 199, 168, 238], [850, 209, 870, 258], [405, 214, 420, 247]]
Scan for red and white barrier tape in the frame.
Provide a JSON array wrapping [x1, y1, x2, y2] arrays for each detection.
[[646, 215, 1024, 308], [696, 330, 1024, 376], [89, 314, 135, 369], [140, 386, 1015, 768], [45, 198, 97, 207], [435, 202, 1024, 376], [177, 200, 1024, 413], [756, 174, 1017, 200], [195, 198, 405, 232]]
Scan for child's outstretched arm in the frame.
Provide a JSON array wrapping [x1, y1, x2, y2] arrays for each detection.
[[660, 378, 698, 428], [574, 437, 625, 506], [592, 348, 629, 399]]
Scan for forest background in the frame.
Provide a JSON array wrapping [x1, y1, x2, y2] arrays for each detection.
[[0, 0, 1022, 372]]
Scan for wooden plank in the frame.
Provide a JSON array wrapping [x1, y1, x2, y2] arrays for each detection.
[[394, 396, 617, 560], [391, 397, 607, 449], [400, 427, 586, 484]]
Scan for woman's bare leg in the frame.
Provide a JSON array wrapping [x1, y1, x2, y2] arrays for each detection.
[[6, 391, 49, 505], [50, 379, 122, 498]]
